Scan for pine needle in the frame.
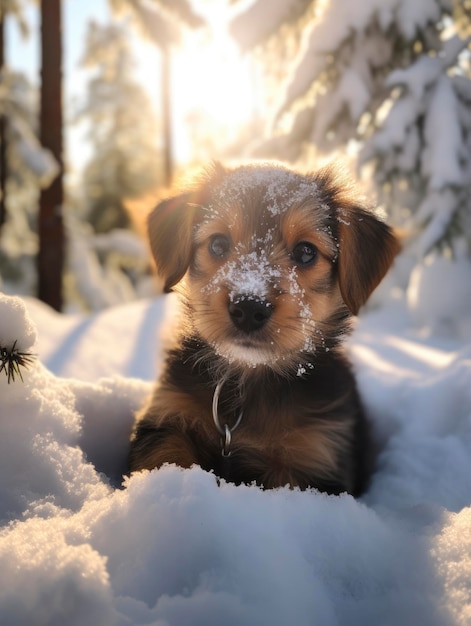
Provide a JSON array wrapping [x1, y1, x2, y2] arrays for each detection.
[[0, 340, 36, 384]]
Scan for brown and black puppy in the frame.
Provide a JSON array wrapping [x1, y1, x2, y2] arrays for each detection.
[[129, 162, 399, 495]]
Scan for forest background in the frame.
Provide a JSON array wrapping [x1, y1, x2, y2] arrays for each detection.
[[2, 0, 471, 322]]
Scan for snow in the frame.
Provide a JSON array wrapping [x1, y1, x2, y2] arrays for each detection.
[[422, 75, 464, 190], [15, 134, 59, 187], [211, 164, 320, 217], [276, 0, 451, 117], [1, 70, 59, 188], [204, 250, 281, 301], [407, 253, 471, 338], [230, 0, 312, 51], [0, 286, 470, 625]]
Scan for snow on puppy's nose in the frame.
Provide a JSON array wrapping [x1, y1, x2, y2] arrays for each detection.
[[203, 248, 281, 301], [227, 251, 281, 298]]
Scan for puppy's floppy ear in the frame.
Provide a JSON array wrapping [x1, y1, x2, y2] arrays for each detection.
[[337, 205, 400, 314], [148, 193, 199, 292], [147, 162, 227, 292]]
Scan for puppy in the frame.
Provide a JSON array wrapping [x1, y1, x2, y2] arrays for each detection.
[[129, 162, 399, 495]]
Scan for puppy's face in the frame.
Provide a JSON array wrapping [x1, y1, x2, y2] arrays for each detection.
[[148, 163, 399, 373], [188, 169, 344, 370]]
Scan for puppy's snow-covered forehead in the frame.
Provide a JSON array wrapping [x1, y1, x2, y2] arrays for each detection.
[[207, 165, 322, 215], [194, 165, 339, 267]]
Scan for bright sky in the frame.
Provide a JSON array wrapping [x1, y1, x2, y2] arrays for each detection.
[[7, 0, 259, 174]]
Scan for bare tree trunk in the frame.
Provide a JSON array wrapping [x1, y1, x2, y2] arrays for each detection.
[[0, 3, 6, 233], [38, 0, 64, 311], [161, 46, 173, 187]]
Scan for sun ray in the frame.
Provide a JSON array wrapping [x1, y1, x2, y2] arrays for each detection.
[[132, 4, 260, 166]]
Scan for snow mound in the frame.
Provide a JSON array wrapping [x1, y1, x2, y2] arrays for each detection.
[[0, 292, 470, 625], [407, 254, 471, 339]]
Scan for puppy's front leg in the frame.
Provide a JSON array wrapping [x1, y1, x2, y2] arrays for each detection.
[[129, 420, 199, 473]]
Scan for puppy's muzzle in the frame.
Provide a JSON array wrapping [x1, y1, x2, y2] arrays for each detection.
[[228, 295, 273, 334]]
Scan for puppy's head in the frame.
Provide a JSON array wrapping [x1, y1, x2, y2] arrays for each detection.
[[148, 162, 399, 372]]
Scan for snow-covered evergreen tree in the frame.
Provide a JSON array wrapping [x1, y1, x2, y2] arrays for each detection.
[[1, 0, 58, 201], [231, 0, 471, 257], [2, 70, 58, 190], [64, 210, 150, 312], [108, 0, 205, 185], [0, 70, 58, 294], [0, 3, 59, 295], [76, 19, 163, 233], [230, 0, 312, 52], [109, 0, 204, 43]]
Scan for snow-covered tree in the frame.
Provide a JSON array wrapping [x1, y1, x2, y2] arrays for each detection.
[[1, 70, 58, 187], [0, 69, 58, 296], [109, 0, 204, 41], [64, 210, 150, 312], [0, 1, 58, 216], [0, 3, 59, 295], [230, 0, 312, 52], [231, 0, 471, 257], [76, 19, 164, 233], [1, 1, 29, 37], [108, 0, 205, 185]]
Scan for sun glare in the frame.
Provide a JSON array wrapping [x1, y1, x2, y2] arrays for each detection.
[[172, 9, 258, 162], [133, 5, 260, 165]]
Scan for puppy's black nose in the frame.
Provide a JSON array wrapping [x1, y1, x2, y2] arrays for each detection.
[[228, 295, 273, 333]]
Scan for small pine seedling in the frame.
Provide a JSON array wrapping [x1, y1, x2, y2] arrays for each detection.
[[0, 340, 36, 384]]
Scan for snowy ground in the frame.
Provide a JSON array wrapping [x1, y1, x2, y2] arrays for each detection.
[[0, 288, 470, 626]]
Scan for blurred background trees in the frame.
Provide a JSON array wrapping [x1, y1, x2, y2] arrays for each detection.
[[1, 0, 471, 312], [0, 1, 59, 300], [76, 19, 163, 234]]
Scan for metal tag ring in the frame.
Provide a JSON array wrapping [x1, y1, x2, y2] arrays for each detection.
[[212, 379, 243, 457]]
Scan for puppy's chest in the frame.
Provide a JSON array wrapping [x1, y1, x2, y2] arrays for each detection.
[[190, 382, 349, 481], [162, 348, 356, 488], [213, 389, 301, 440]]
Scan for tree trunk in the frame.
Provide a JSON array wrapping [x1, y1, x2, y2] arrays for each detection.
[[38, 0, 64, 311], [0, 4, 6, 232]]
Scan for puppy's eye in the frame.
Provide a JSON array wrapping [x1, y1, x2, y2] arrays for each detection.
[[209, 234, 230, 258], [291, 241, 318, 267]]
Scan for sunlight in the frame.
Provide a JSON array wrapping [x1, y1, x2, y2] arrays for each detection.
[[350, 343, 422, 380], [171, 7, 258, 162], [134, 5, 258, 165], [384, 336, 457, 369], [175, 17, 254, 117]]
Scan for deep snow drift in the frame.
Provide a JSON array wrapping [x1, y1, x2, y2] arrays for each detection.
[[0, 289, 470, 626]]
